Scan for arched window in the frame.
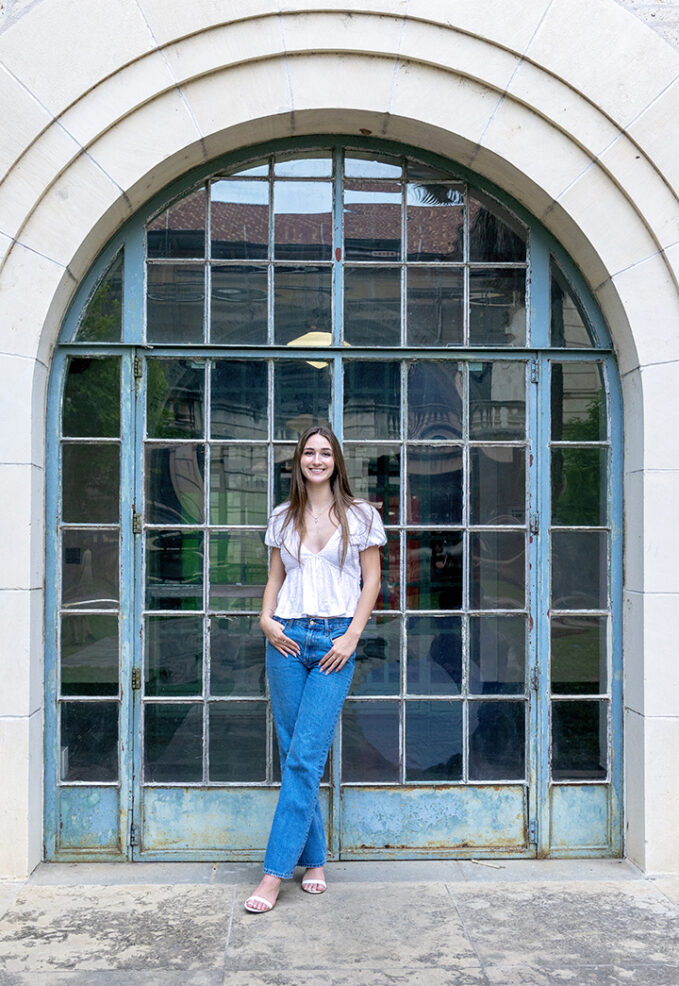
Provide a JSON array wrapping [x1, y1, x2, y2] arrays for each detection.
[[45, 140, 622, 861]]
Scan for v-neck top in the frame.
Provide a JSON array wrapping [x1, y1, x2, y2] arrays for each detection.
[[265, 500, 387, 618]]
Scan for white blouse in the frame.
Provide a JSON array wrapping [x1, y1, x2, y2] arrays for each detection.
[[265, 501, 387, 618]]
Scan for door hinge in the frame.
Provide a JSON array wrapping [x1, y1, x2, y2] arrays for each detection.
[[131, 667, 142, 690], [133, 355, 143, 380], [530, 358, 539, 384], [530, 666, 539, 691], [528, 818, 538, 844], [132, 511, 142, 535], [529, 512, 539, 536], [130, 821, 139, 846]]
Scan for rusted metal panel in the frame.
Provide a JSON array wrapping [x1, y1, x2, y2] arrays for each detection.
[[59, 786, 121, 853], [549, 784, 609, 850]]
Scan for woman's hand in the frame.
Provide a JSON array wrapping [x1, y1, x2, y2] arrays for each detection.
[[319, 629, 360, 674], [260, 616, 300, 657]]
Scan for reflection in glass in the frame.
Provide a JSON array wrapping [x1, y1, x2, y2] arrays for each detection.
[[345, 153, 402, 178], [344, 361, 400, 440], [210, 616, 266, 696], [147, 359, 204, 439], [223, 160, 269, 177], [407, 615, 462, 695], [552, 700, 607, 780], [469, 269, 526, 346], [407, 268, 463, 346], [147, 188, 206, 258], [406, 532, 463, 610], [145, 615, 202, 696], [147, 264, 204, 344], [61, 702, 118, 781], [344, 267, 400, 346], [351, 616, 400, 696], [63, 358, 120, 438], [209, 531, 267, 611], [211, 359, 267, 440], [551, 616, 607, 695], [274, 153, 332, 177], [552, 447, 606, 526], [551, 362, 605, 441], [342, 700, 399, 781], [144, 703, 202, 782], [469, 616, 525, 695], [406, 184, 464, 262], [470, 446, 525, 525], [406, 701, 462, 781], [274, 266, 332, 345], [146, 445, 204, 525], [407, 160, 457, 182], [77, 252, 123, 342], [62, 444, 119, 524], [377, 533, 400, 610], [407, 445, 462, 525], [552, 531, 607, 610], [343, 444, 400, 524], [470, 532, 525, 610], [210, 446, 267, 526], [62, 530, 119, 610], [210, 180, 268, 259], [408, 362, 463, 440], [468, 701, 525, 780], [60, 614, 118, 696], [274, 444, 295, 504], [468, 194, 526, 262], [274, 360, 331, 440], [274, 181, 332, 260], [146, 530, 203, 611], [210, 703, 267, 781], [551, 262, 594, 347], [344, 181, 401, 260], [469, 361, 525, 440], [211, 266, 267, 345]]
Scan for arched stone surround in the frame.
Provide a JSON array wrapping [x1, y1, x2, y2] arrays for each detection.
[[1, 0, 678, 876]]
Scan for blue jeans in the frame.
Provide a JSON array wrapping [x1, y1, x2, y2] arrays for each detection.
[[263, 616, 355, 879]]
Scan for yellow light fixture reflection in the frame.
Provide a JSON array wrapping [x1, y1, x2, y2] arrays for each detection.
[[286, 330, 351, 368]]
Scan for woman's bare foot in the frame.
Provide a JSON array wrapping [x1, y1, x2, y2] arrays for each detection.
[[301, 866, 326, 894], [244, 874, 282, 912]]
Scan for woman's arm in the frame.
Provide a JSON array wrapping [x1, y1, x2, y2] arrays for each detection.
[[260, 548, 300, 655], [318, 545, 381, 673]]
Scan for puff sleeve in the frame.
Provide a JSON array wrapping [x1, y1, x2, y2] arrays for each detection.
[[265, 503, 288, 548], [351, 503, 387, 551]]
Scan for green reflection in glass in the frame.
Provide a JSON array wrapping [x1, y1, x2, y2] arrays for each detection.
[[147, 359, 204, 439], [146, 445, 204, 525], [209, 702, 267, 781], [145, 614, 203, 696], [145, 530, 203, 611], [62, 443, 119, 524], [552, 447, 606, 526], [210, 445, 267, 525], [551, 362, 606, 441], [60, 614, 118, 696], [551, 616, 607, 695], [76, 252, 123, 342], [63, 358, 120, 438], [209, 531, 267, 611]]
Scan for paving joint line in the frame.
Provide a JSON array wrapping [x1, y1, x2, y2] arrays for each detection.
[[444, 881, 492, 986]]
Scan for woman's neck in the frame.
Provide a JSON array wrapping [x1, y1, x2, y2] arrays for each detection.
[[305, 483, 333, 511]]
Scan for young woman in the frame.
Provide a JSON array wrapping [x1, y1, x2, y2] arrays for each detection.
[[244, 425, 386, 913]]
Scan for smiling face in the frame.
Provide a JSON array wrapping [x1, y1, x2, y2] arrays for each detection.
[[300, 433, 335, 487]]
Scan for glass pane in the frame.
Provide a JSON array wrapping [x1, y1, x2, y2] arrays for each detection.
[[343, 361, 400, 440], [273, 444, 295, 504], [406, 183, 464, 262], [468, 701, 525, 780], [342, 700, 399, 781], [211, 265, 267, 345], [147, 188, 205, 258], [551, 616, 607, 695], [406, 532, 463, 611], [274, 266, 332, 345], [406, 700, 462, 781], [209, 702, 267, 781], [274, 360, 331, 440], [210, 445, 267, 526], [407, 362, 463, 440], [146, 530, 203, 611], [551, 362, 606, 441], [407, 445, 462, 525], [468, 194, 526, 262], [210, 180, 268, 259], [223, 160, 269, 178], [76, 252, 123, 342], [551, 262, 594, 347], [147, 359, 204, 439], [274, 153, 332, 177], [350, 616, 400, 696], [146, 445, 204, 525], [469, 361, 525, 440], [469, 269, 526, 346], [62, 443, 119, 523], [210, 615, 266, 696], [552, 700, 607, 780], [145, 614, 203, 696], [60, 702, 118, 781], [147, 264, 204, 344], [274, 181, 332, 260], [60, 614, 118, 696], [408, 160, 457, 181], [344, 267, 400, 346], [343, 444, 400, 524], [377, 532, 400, 610], [470, 446, 525, 526], [144, 703, 202, 782], [211, 359, 267, 441], [63, 357, 120, 438], [552, 531, 607, 610], [407, 615, 462, 695], [62, 530, 119, 610], [345, 153, 402, 178], [209, 531, 267, 611], [552, 447, 607, 526], [470, 532, 525, 610], [407, 268, 463, 346], [344, 181, 401, 260], [469, 615, 525, 695]]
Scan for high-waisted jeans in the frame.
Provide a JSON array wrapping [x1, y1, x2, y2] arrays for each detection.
[[263, 616, 355, 879]]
